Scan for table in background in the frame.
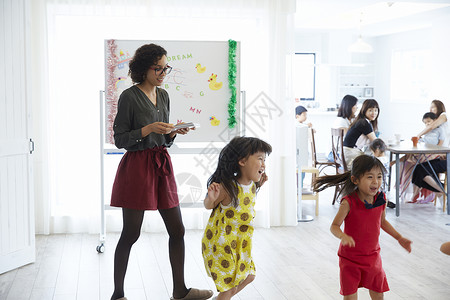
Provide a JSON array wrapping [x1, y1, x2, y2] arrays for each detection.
[[387, 142, 450, 216]]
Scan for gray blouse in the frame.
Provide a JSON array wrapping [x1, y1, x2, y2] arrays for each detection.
[[113, 85, 175, 151]]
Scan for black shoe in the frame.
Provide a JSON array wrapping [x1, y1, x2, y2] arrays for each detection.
[[387, 201, 396, 209]]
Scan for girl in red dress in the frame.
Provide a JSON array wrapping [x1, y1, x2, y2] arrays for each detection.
[[314, 155, 412, 299]]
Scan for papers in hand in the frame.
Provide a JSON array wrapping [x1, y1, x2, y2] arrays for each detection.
[[170, 122, 199, 132]]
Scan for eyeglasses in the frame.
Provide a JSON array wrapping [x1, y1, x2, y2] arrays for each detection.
[[150, 65, 172, 76]]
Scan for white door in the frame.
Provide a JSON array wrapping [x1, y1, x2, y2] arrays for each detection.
[[0, 0, 35, 274]]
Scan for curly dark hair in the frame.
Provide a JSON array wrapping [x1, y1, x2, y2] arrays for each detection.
[[207, 136, 272, 208], [128, 44, 167, 84]]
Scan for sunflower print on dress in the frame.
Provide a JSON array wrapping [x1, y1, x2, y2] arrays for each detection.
[[202, 182, 257, 292]]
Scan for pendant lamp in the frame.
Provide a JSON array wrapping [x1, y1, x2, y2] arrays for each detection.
[[348, 13, 373, 53]]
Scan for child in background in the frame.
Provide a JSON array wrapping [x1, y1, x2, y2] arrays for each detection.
[[313, 155, 412, 299], [295, 105, 313, 128], [369, 138, 388, 167], [202, 137, 272, 300], [369, 139, 395, 208], [420, 112, 444, 146]]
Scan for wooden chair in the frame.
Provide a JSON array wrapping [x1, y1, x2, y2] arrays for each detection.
[[331, 128, 348, 204], [309, 127, 337, 174], [300, 166, 320, 216]]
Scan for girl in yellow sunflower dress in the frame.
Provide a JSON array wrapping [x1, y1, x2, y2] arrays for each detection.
[[201, 137, 272, 300]]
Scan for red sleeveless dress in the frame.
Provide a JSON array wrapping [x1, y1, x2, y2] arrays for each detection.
[[338, 191, 389, 296]]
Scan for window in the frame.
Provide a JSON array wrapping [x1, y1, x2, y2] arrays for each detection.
[[293, 53, 316, 101], [391, 48, 431, 102]]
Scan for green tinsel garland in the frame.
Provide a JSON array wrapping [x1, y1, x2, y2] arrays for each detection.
[[228, 39, 237, 128]]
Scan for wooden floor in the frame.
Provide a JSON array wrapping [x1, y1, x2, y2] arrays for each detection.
[[1, 187, 450, 300]]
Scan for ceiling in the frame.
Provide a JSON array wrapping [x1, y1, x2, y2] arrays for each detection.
[[295, 0, 450, 36]]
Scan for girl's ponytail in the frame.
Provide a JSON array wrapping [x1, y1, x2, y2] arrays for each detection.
[[313, 172, 356, 201]]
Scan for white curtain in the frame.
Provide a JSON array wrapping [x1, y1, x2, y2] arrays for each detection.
[[31, 0, 297, 234]]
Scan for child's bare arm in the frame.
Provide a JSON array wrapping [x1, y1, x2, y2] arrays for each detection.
[[204, 183, 225, 209], [330, 200, 355, 247], [381, 210, 412, 252]]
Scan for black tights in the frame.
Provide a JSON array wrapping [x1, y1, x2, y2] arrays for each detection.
[[111, 206, 188, 300]]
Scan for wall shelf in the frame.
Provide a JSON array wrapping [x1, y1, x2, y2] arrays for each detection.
[[337, 64, 375, 101]]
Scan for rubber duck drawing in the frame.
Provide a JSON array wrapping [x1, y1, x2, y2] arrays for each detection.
[[195, 63, 206, 73], [210, 116, 220, 126], [208, 73, 223, 91]]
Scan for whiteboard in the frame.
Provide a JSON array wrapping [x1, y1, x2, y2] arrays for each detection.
[[104, 39, 241, 144]]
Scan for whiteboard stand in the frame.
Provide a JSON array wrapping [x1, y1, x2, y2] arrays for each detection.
[[98, 90, 123, 253], [98, 90, 106, 253]]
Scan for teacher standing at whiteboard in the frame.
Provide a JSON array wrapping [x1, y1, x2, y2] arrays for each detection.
[[110, 44, 213, 300]]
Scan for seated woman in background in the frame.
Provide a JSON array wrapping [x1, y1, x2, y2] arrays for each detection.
[[415, 100, 449, 146], [332, 94, 358, 135], [411, 157, 447, 204], [328, 95, 358, 162], [408, 112, 446, 203], [400, 100, 448, 202], [343, 99, 380, 168]]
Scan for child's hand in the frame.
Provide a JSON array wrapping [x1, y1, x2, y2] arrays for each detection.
[[398, 237, 412, 253], [257, 172, 268, 187], [207, 182, 222, 202], [340, 234, 355, 247]]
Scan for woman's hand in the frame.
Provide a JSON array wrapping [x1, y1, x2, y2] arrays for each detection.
[[169, 124, 196, 138], [340, 233, 355, 247], [141, 122, 174, 138], [149, 122, 174, 134], [171, 126, 194, 136]]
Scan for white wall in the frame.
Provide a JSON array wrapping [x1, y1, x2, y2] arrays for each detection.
[[431, 17, 450, 100], [373, 28, 431, 141], [374, 15, 450, 141]]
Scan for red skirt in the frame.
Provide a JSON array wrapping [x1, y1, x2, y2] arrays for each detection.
[[110, 146, 179, 210], [339, 254, 389, 295]]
